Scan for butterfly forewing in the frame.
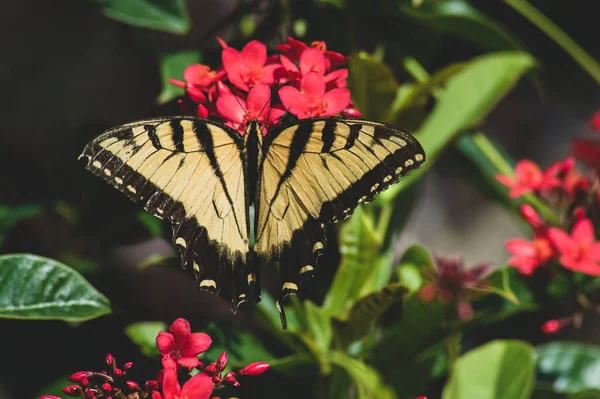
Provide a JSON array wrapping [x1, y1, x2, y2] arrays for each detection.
[[255, 117, 425, 325], [80, 117, 251, 306]]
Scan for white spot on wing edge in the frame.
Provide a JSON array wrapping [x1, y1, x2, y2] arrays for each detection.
[[103, 168, 112, 176], [383, 175, 392, 182], [127, 185, 137, 194], [114, 177, 123, 185], [415, 153, 424, 162], [247, 273, 256, 284], [405, 159, 415, 167], [92, 160, 102, 168], [395, 166, 403, 174], [283, 282, 298, 291], [313, 242, 324, 253], [199, 279, 217, 289], [300, 265, 314, 274], [175, 237, 186, 248]]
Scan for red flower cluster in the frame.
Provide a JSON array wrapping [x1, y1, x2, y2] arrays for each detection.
[[169, 37, 357, 134], [419, 256, 490, 320], [39, 318, 269, 399], [499, 116, 600, 276]]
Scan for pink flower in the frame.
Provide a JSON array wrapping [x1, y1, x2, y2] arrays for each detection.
[[152, 364, 213, 399], [496, 159, 561, 198], [278, 72, 350, 119], [548, 218, 600, 275], [505, 235, 554, 275], [222, 40, 283, 91], [590, 110, 600, 132], [169, 64, 223, 104], [572, 138, 600, 172], [216, 84, 284, 134], [276, 37, 347, 69], [279, 50, 348, 88], [419, 257, 489, 321], [156, 318, 212, 369]]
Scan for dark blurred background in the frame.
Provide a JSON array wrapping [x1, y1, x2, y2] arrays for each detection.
[[0, 0, 599, 398]]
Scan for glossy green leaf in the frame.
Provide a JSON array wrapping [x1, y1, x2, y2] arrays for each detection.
[[329, 351, 395, 399], [125, 321, 167, 357], [323, 207, 379, 317], [0, 254, 111, 321], [0, 204, 42, 247], [204, 321, 275, 367], [334, 283, 407, 346], [396, 244, 433, 294], [537, 342, 600, 393], [377, 51, 536, 203], [348, 53, 399, 122], [157, 51, 201, 104], [398, 0, 525, 52], [304, 301, 333, 354], [442, 340, 535, 399], [93, 0, 191, 35]]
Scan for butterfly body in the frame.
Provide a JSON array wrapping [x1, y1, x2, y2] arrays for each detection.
[[80, 116, 425, 327]]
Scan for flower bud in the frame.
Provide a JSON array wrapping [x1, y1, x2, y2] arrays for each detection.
[[101, 383, 112, 392], [39, 396, 62, 399], [212, 375, 221, 384], [145, 380, 159, 392], [204, 362, 218, 376], [342, 107, 361, 118], [416, 397, 428, 399], [62, 385, 81, 396], [123, 361, 133, 370], [519, 204, 543, 229], [113, 368, 125, 377], [224, 375, 240, 387], [238, 362, 270, 376], [106, 354, 114, 367], [80, 376, 89, 388], [85, 389, 97, 398], [69, 371, 93, 383], [541, 319, 563, 334], [217, 352, 228, 371]]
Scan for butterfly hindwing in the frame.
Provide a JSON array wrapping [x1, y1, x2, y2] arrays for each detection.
[[80, 117, 251, 307], [255, 117, 425, 324]]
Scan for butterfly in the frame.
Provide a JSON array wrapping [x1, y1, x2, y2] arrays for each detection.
[[80, 116, 425, 327]]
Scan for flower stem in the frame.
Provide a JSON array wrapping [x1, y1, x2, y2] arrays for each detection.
[[504, 0, 600, 85]]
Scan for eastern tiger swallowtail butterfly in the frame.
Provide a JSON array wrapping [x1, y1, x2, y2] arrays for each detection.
[[80, 116, 425, 327]]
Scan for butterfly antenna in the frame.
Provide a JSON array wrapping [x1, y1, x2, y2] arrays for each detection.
[[232, 93, 251, 125], [258, 87, 274, 128]]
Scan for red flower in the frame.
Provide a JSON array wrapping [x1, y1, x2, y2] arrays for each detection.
[[222, 40, 283, 91], [572, 137, 600, 172], [496, 159, 561, 198], [590, 110, 600, 132], [152, 364, 213, 399], [216, 84, 284, 134], [156, 318, 212, 369], [276, 37, 347, 69], [419, 257, 489, 320], [548, 218, 600, 275], [169, 64, 223, 104], [278, 72, 350, 119], [505, 235, 554, 275]]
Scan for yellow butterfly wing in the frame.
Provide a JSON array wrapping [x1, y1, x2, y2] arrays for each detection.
[[80, 117, 251, 307]]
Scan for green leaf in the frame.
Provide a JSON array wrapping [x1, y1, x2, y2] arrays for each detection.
[[323, 207, 379, 317], [532, 388, 600, 399], [442, 340, 535, 399], [348, 53, 400, 122], [537, 342, 600, 393], [396, 245, 433, 294], [157, 51, 201, 104], [398, 0, 526, 52], [304, 301, 333, 354], [377, 51, 537, 203], [93, 0, 191, 35], [317, 0, 346, 9], [329, 351, 396, 399], [334, 283, 407, 346], [37, 376, 72, 399], [0, 204, 42, 247], [0, 254, 111, 321], [125, 321, 167, 357]]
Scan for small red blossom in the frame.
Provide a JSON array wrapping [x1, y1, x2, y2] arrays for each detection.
[[541, 319, 564, 334], [572, 138, 600, 172], [276, 37, 347, 69], [590, 110, 600, 132], [548, 218, 600, 275], [279, 72, 350, 118], [152, 365, 213, 399], [496, 159, 561, 198], [157, 318, 212, 369], [238, 362, 270, 376], [419, 257, 489, 320], [169, 64, 224, 104], [221, 40, 283, 91], [216, 84, 284, 133], [505, 235, 554, 275]]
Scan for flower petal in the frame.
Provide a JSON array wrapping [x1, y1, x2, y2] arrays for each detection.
[[301, 72, 326, 104], [169, 318, 191, 347], [278, 86, 308, 118], [217, 94, 246, 124], [180, 373, 214, 399], [495, 174, 515, 188], [547, 227, 576, 254], [184, 64, 208, 85], [176, 356, 200, 369], [161, 367, 181, 399], [260, 63, 284, 85], [183, 332, 212, 356], [152, 391, 164, 399], [505, 238, 535, 257], [322, 88, 351, 116], [246, 84, 272, 118], [280, 55, 298, 73], [299, 48, 327, 75], [156, 332, 175, 356], [515, 160, 543, 187], [588, 242, 600, 260], [241, 40, 267, 69], [222, 48, 248, 91], [572, 218, 594, 246], [186, 85, 207, 104]]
